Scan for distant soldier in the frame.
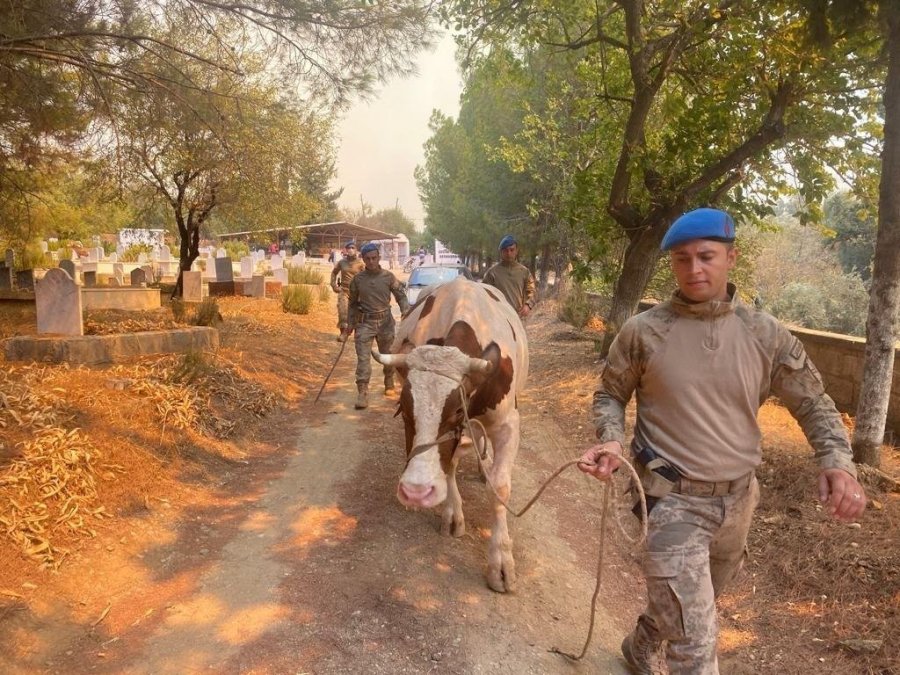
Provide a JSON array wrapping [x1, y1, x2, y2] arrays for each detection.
[[482, 234, 536, 318], [330, 241, 365, 339], [342, 243, 409, 409]]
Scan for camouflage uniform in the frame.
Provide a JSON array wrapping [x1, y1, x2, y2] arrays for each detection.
[[331, 256, 365, 331], [482, 260, 536, 315], [347, 267, 409, 386], [593, 284, 855, 674]]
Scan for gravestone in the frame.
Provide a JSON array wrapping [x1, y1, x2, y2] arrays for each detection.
[[113, 262, 124, 286], [59, 259, 77, 282], [182, 270, 202, 302], [214, 257, 234, 282], [159, 244, 171, 261], [270, 254, 283, 271], [137, 252, 148, 264], [130, 268, 146, 287], [0, 265, 11, 291], [87, 248, 99, 263], [94, 247, 104, 261], [15, 269, 35, 292], [116, 244, 125, 257], [40, 241, 49, 253], [247, 275, 265, 298], [109, 252, 118, 263], [4, 249, 13, 268], [273, 268, 289, 286], [291, 253, 306, 267], [216, 247, 227, 258], [240, 256, 254, 279], [141, 265, 155, 284], [71, 250, 79, 262], [35, 268, 83, 336], [83, 271, 97, 287]]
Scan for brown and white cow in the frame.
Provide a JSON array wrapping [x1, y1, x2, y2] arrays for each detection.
[[372, 276, 528, 592]]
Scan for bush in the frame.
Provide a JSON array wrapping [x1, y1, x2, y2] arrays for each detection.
[[288, 266, 324, 285], [121, 243, 153, 262], [192, 298, 221, 327], [223, 240, 249, 260], [282, 284, 314, 314], [170, 297, 187, 323], [317, 283, 331, 302], [558, 282, 593, 329], [170, 350, 211, 384]]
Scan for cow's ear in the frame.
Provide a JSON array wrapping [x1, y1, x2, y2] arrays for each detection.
[[481, 342, 502, 371]]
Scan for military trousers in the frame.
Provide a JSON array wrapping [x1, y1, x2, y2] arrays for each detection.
[[336, 291, 349, 331], [354, 313, 396, 384], [638, 475, 760, 674]]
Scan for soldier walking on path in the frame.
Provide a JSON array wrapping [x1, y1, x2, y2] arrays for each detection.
[[578, 207, 867, 675], [341, 243, 409, 409], [330, 241, 365, 340], [482, 234, 536, 319]]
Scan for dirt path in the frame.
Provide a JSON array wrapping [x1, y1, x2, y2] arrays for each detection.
[[5, 305, 639, 674]]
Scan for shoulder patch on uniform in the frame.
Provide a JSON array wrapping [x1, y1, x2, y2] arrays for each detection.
[[789, 336, 804, 360]]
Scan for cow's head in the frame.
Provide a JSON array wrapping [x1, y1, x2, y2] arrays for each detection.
[[373, 344, 496, 508]]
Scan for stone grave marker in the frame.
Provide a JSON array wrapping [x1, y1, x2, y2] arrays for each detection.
[[247, 275, 265, 298], [87, 248, 98, 262], [109, 252, 118, 263], [216, 247, 226, 258], [113, 262, 124, 286], [159, 244, 171, 261], [240, 256, 254, 279], [36, 268, 83, 336], [130, 268, 146, 287], [4, 249, 13, 268], [15, 269, 35, 292], [141, 264, 155, 284], [270, 254, 283, 271], [40, 241, 49, 253], [83, 270, 97, 287], [137, 252, 148, 264], [291, 253, 306, 267], [59, 259, 76, 282], [182, 270, 202, 302], [214, 256, 234, 282], [116, 244, 125, 257], [273, 268, 289, 285], [0, 264, 11, 291]]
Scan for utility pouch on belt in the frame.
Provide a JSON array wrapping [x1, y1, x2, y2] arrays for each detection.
[[631, 446, 681, 521]]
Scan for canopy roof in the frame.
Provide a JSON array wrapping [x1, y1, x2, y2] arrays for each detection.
[[214, 221, 399, 252]]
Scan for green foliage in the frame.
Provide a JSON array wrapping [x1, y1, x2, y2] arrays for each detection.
[[822, 191, 876, 282], [557, 282, 592, 329], [769, 276, 869, 337], [121, 244, 153, 262], [317, 284, 331, 302], [223, 240, 249, 260], [192, 298, 221, 327], [282, 285, 315, 314], [288, 266, 324, 285]]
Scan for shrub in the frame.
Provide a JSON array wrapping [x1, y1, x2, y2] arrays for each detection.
[[558, 282, 592, 329], [223, 240, 249, 260], [171, 350, 211, 384], [317, 283, 331, 302], [192, 298, 221, 326], [282, 284, 314, 314], [121, 243, 153, 262], [170, 297, 187, 323], [288, 266, 324, 285]]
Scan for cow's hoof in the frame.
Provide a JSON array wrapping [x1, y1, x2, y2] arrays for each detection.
[[440, 513, 465, 537], [486, 567, 516, 593]]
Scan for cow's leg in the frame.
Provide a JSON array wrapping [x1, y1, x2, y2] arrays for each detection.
[[485, 414, 519, 593], [441, 452, 465, 537]]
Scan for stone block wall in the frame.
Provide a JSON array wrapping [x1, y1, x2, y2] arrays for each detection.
[[789, 327, 900, 436]]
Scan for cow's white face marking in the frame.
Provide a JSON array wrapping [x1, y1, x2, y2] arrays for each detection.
[[397, 346, 472, 509]]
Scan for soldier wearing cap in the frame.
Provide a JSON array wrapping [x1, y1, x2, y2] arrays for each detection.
[[577, 207, 866, 674], [342, 243, 409, 409], [482, 234, 537, 318], [330, 241, 365, 339]]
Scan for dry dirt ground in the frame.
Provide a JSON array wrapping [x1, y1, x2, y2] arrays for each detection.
[[1, 289, 898, 674]]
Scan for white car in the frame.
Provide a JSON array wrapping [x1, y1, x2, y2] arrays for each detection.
[[405, 263, 473, 305]]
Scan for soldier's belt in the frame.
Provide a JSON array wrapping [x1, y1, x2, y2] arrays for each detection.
[[360, 309, 390, 322], [672, 472, 753, 498]]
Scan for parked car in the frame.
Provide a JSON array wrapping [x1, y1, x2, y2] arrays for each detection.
[[405, 263, 473, 305]]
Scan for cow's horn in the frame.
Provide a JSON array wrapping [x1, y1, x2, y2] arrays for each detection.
[[372, 350, 407, 367], [467, 357, 493, 374]]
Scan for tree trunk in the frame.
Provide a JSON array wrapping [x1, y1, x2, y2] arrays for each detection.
[[538, 243, 551, 291], [852, 5, 900, 467], [599, 226, 665, 357]]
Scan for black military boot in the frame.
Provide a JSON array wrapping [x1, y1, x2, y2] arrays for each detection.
[[621, 621, 667, 674], [355, 382, 368, 409]]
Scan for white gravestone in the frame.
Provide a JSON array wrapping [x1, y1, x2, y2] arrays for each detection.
[[216, 247, 227, 258], [113, 263, 124, 286], [273, 268, 289, 285], [240, 256, 254, 279], [36, 268, 83, 336], [270, 255, 283, 271], [182, 270, 203, 302]]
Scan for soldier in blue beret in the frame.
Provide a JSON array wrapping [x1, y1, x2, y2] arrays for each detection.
[[579, 207, 866, 673], [482, 234, 536, 318]]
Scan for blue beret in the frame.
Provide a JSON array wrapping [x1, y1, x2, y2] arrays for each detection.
[[661, 208, 735, 251], [360, 243, 379, 255], [344, 241, 356, 248], [498, 234, 517, 250]]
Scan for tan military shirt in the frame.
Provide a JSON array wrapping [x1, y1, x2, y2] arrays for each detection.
[[482, 261, 536, 313], [593, 285, 856, 481], [347, 268, 409, 325], [331, 256, 365, 292]]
